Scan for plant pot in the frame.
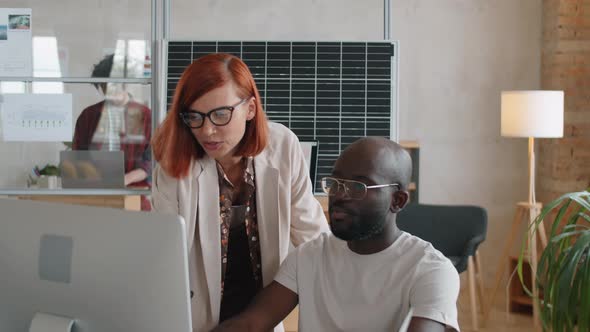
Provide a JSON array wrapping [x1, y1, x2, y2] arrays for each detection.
[[38, 175, 60, 189]]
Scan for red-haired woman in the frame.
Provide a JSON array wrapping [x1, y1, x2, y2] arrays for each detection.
[[151, 53, 329, 331]]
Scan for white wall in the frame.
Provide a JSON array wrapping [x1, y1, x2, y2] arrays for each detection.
[[171, 0, 382, 40], [391, 0, 541, 283], [0, 0, 542, 285]]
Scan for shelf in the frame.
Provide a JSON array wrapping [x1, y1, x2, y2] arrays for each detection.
[[511, 295, 533, 306], [0, 77, 152, 84]]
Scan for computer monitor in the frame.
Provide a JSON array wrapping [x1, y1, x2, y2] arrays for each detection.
[[0, 198, 192, 332], [299, 140, 319, 192]]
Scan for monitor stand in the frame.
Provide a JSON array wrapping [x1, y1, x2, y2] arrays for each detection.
[[29, 312, 76, 332]]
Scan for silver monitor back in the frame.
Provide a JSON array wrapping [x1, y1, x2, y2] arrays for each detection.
[[0, 198, 192, 332], [60, 150, 125, 189]]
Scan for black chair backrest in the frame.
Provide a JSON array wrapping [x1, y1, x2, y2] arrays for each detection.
[[397, 203, 487, 273]]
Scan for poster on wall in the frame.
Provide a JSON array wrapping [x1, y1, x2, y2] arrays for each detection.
[[0, 8, 32, 77], [0, 93, 72, 142]]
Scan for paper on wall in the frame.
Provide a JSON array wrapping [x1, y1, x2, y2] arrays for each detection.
[[0, 93, 72, 142], [0, 8, 32, 77]]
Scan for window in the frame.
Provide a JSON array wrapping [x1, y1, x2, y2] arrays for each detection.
[[0, 36, 63, 94]]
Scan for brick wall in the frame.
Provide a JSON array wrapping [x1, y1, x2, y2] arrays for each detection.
[[539, 0, 590, 204]]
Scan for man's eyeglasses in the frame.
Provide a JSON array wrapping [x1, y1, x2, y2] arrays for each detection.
[[321, 177, 400, 200], [179, 97, 250, 129]]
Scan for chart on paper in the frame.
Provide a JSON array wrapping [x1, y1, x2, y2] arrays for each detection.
[[0, 93, 72, 142]]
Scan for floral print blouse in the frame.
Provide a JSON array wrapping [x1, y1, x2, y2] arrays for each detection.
[[216, 157, 263, 295]]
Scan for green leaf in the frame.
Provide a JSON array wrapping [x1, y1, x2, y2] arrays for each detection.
[[555, 233, 590, 330], [39, 164, 60, 176], [516, 191, 590, 331], [578, 251, 590, 331]]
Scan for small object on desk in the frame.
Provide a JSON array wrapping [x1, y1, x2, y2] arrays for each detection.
[[37, 175, 60, 189]]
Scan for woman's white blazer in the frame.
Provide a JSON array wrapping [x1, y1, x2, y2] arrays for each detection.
[[152, 122, 330, 331]]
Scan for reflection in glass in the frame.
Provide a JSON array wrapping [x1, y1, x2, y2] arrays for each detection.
[[113, 39, 149, 78], [72, 54, 152, 195], [0, 36, 63, 94], [32, 36, 63, 93], [59, 150, 125, 189]]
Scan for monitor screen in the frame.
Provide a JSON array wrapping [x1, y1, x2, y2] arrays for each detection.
[[0, 198, 192, 332], [300, 140, 319, 192]]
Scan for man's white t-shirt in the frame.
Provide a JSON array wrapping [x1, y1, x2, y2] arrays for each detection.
[[274, 232, 460, 332]]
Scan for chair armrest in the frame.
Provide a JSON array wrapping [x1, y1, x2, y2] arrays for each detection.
[[461, 235, 486, 258]]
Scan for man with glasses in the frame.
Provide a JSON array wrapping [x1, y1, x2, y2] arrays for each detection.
[[212, 137, 460, 332]]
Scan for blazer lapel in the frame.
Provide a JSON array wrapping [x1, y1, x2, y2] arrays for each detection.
[[196, 157, 222, 323], [254, 154, 281, 286]]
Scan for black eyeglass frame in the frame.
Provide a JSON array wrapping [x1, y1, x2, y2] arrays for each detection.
[[179, 97, 251, 129]]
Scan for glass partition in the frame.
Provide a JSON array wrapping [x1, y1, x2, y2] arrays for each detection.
[[0, 83, 151, 190], [0, 1, 153, 192], [0, 0, 151, 78]]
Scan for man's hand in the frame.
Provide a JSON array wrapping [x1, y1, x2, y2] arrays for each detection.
[[211, 281, 298, 332]]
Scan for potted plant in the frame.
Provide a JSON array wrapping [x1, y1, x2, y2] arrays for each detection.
[[518, 190, 590, 331], [36, 164, 60, 189]]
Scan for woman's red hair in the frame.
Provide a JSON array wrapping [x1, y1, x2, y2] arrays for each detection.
[[152, 53, 268, 178]]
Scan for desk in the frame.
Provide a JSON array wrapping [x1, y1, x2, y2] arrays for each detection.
[[0, 188, 150, 211]]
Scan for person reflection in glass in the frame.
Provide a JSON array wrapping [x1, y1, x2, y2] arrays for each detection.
[[72, 54, 152, 208]]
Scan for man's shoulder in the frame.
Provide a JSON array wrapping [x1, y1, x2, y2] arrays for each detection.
[[127, 100, 151, 113], [400, 233, 459, 282], [75, 101, 106, 130], [79, 100, 105, 116], [297, 231, 333, 249], [292, 232, 339, 259], [396, 232, 457, 274]]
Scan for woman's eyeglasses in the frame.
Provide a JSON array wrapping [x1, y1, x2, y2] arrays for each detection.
[[179, 97, 250, 129]]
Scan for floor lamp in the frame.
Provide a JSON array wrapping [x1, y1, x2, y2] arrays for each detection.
[[486, 91, 564, 326]]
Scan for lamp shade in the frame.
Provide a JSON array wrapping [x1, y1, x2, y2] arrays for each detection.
[[501, 90, 564, 138]]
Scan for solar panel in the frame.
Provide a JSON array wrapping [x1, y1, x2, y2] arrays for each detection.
[[167, 41, 397, 193]]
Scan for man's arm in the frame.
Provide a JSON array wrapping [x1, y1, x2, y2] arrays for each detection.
[[211, 281, 299, 332], [409, 258, 460, 332], [407, 317, 447, 332]]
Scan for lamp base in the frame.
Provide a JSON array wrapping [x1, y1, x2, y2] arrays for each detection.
[[484, 202, 547, 328]]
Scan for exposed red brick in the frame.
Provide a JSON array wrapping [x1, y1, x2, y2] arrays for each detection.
[[540, 0, 590, 201]]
